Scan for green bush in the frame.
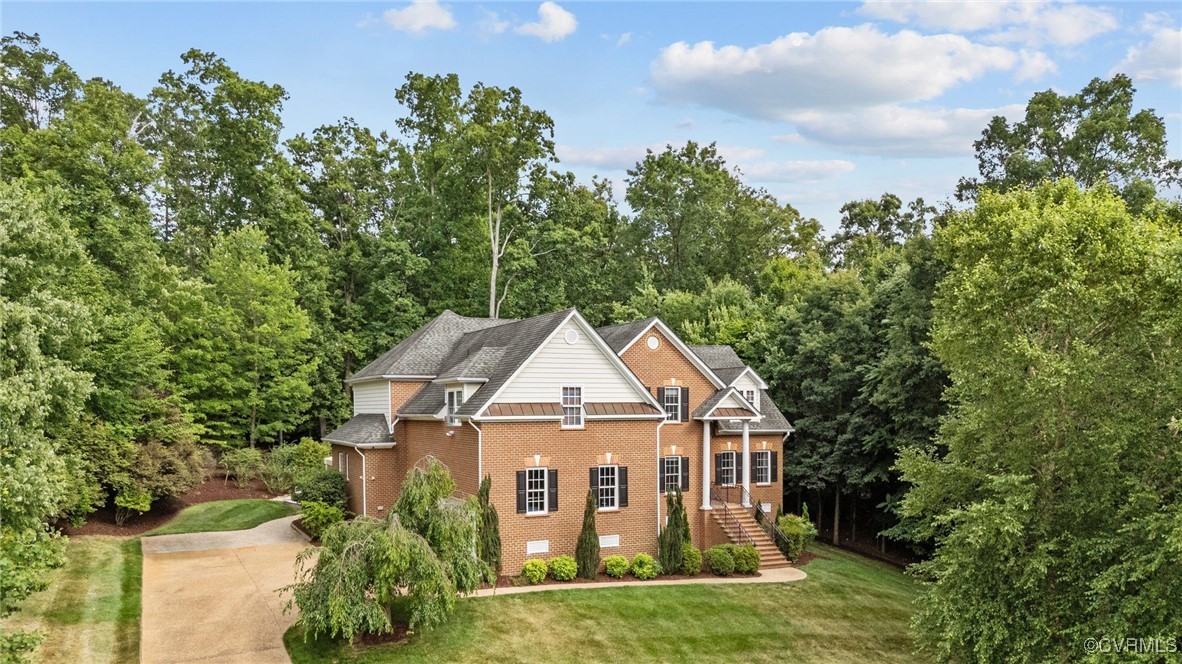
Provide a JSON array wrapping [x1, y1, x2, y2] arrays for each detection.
[[261, 439, 332, 494], [575, 489, 600, 580], [680, 544, 702, 576], [705, 545, 735, 576], [548, 555, 577, 581], [777, 513, 818, 561], [221, 448, 264, 488], [733, 543, 760, 574], [630, 553, 661, 580], [300, 501, 344, 539], [293, 467, 348, 511], [521, 559, 548, 585], [603, 555, 629, 578]]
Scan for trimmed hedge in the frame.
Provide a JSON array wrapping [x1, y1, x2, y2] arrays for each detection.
[[630, 553, 661, 580], [293, 467, 348, 511], [548, 555, 577, 581], [705, 545, 735, 576], [733, 543, 760, 574], [680, 543, 702, 576], [603, 555, 630, 578], [300, 501, 343, 539]]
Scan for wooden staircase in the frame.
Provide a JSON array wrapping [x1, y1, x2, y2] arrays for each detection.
[[711, 504, 790, 569]]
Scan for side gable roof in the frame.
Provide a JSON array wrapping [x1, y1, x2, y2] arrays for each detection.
[[693, 387, 758, 419], [348, 310, 512, 382], [718, 389, 794, 434], [324, 414, 394, 445], [596, 318, 725, 389]]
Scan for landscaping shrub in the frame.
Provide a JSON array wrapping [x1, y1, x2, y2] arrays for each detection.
[[777, 513, 818, 561], [733, 544, 760, 574], [603, 555, 629, 578], [521, 559, 547, 585], [680, 543, 702, 576], [548, 555, 577, 581], [658, 487, 686, 575], [475, 476, 502, 581], [630, 553, 661, 580], [300, 501, 343, 539], [575, 489, 600, 579], [221, 448, 264, 488], [293, 467, 348, 511], [705, 545, 735, 576], [260, 449, 295, 494], [262, 439, 332, 494]]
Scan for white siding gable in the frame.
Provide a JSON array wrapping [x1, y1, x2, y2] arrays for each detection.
[[715, 390, 753, 410], [732, 373, 762, 409], [352, 380, 391, 421], [498, 320, 645, 403]]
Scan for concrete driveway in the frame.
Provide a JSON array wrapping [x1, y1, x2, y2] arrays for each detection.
[[140, 515, 311, 664]]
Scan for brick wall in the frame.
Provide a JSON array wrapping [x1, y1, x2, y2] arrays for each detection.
[[711, 434, 784, 516], [482, 419, 663, 574]]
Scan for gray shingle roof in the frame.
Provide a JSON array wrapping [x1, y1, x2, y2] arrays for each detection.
[[596, 318, 657, 353], [692, 388, 754, 418], [718, 389, 794, 434], [324, 414, 392, 445], [349, 310, 513, 382], [689, 345, 746, 371], [398, 309, 577, 418]]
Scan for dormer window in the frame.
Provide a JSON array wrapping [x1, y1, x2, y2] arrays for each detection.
[[743, 389, 758, 410], [446, 388, 464, 426]]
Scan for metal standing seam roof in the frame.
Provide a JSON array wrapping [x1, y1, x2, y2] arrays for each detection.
[[584, 402, 663, 416]]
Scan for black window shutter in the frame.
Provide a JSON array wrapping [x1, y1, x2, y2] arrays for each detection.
[[548, 469, 559, 512], [735, 453, 743, 484], [658, 459, 666, 492], [657, 386, 666, 405], [771, 451, 779, 482], [680, 456, 690, 491], [714, 454, 722, 485], [589, 467, 598, 490], [618, 466, 628, 507], [516, 470, 526, 513], [680, 387, 690, 421]]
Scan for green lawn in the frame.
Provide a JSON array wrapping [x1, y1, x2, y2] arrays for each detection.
[[285, 543, 924, 664], [0, 537, 142, 664], [144, 499, 296, 536]]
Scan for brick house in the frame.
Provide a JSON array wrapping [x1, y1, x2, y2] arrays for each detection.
[[325, 308, 794, 573]]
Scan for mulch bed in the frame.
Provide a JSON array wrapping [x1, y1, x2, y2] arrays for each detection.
[[792, 548, 822, 567], [57, 470, 280, 537], [484, 569, 763, 589]]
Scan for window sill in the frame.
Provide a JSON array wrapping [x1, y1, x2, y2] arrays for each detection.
[[525, 512, 551, 518], [597, 507, 620, 513], [756, 482, 772, 487], [560, 426, 585, 431]]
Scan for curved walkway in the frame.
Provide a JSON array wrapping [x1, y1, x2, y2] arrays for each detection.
[[473, 564, 806, 597], [140, 515, 311, 664]]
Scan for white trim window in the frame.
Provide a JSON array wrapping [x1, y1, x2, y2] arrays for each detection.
[[754, 450, 771, 484], [561, 386, 583, 428], [663, 456, 681, 493], [720, 451, 737, 486], [338, 452, 349, 481], [446, 388, 463, 426], [663, 388, 681, 423], [526, 467, 548, 514], [597, 465, 618, 510], [743, 389, 758, 410]]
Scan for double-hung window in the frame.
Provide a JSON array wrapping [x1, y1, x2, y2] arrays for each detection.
[[338, 452, 349, 481], [663, 456, 681, 493], [719, 451, 736, 486], [663, 388, 681, 423], [446, 388, 463, 426], [754, 450, 771, 484], [561, 386, 583, 428], [526, 467, 548, 514], [597, 465, 618, 509], [743, 389, 758, 410]]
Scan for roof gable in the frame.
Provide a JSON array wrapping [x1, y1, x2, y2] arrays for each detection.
[[348, 310, 512, 382], [597, 318, 725, 389]]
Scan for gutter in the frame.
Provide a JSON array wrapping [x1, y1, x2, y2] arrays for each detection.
[[356, 446, 368, 516], [655, 418, 666, 537]]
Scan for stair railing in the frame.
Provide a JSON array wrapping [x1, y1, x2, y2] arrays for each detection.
[[709, 487, 755, 546], [746, 487, 793, 559]]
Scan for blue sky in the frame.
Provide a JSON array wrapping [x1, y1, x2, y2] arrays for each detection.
[[6, 1, 1181, 227]]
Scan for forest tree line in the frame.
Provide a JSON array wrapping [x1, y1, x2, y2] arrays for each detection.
[[3, 29, 1181, 661]]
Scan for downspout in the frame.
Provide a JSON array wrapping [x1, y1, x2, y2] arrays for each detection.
[[468, 419, 483, 482], [356, 446, 368, 517], [656, 418, 666, 536]]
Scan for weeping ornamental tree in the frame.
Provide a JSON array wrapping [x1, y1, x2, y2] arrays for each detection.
[[287, 457, 486, 640], [575, 489, 599, 579]]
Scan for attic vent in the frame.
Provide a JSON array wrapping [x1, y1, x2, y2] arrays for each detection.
[[564, 329, 580, 344], [647, 336, 660, 350]]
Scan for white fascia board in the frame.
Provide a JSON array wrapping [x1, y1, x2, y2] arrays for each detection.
[[431, 377, 490, 384], [345, 374, 435, 384], [323, 439, 398, 449], [729, 366, 769, 390]]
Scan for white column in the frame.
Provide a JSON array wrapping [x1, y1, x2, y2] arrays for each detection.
[[741, 421, 751, 507], [701, 421, 712, 510]]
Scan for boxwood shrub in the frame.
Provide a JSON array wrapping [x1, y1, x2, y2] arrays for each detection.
[[733, 543, 760, 574], [548, 555, 577, 581], [603, 554, 630, 578], [705, 544, 735, 576], [521, 559, 548, 585], [630, 553, 661, 580], [680, 543, 702, 576]]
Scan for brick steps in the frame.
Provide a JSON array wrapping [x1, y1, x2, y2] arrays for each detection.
[[712, 505, 791, 569]]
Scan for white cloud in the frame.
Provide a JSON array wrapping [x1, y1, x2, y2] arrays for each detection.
[[787, 104, 1026, 157], [557, 143, 764, 171], [772, 133, 807, 144], [1015, 50, 1058, 82], [650, 25, 1018, 119], [479, 9, 510, 35], [381, 1, 456, 33], [858, 1, 1118, 47], [1111, 25, 1182, 87], [515, 2, 578, 42], [741, 160, 856, 183], [617, 32, 633, 48]]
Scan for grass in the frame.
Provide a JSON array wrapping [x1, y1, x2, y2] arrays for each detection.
[[143, 499, 296, 536], [0, 498, 297, 663], [0, 537, 142, 664], [284, 543, 924, 664]]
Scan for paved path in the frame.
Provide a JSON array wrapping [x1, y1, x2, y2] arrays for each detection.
[[140, 515, 311, 664], [472, 564, 806, 597]]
